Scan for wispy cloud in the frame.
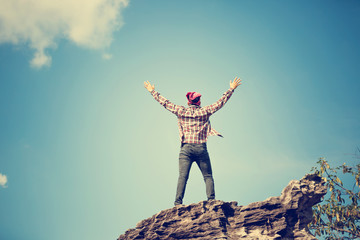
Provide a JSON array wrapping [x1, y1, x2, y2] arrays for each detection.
[[0, 173, 8, 188], [0, 0, 129, 68], [102, 53, 113, 60]]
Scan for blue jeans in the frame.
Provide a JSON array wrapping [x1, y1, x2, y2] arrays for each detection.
[[174, 143, 215, 205]]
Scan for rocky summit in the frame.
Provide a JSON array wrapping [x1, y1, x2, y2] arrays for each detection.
[[118, 174, 327, 240]]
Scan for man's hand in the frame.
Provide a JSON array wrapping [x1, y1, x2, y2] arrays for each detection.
[[230, 77, 242, 90], [144, 81, 155, 92]]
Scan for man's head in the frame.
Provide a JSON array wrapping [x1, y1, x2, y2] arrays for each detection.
[[186, 92, 202, 106]]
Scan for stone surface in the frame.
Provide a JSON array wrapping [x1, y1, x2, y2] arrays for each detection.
[[118, 174, 327, 240]]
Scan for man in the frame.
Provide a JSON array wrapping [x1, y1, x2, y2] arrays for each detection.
[[144, 77, 242, 206]]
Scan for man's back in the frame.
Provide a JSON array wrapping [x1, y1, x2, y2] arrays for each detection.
[[177, 105, 213, 144]]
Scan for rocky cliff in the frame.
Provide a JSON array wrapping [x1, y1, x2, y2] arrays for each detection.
[[118, 174, 327, 240]]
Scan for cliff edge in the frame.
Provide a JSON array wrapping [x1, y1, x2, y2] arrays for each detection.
[[118, 174, 327, 240]]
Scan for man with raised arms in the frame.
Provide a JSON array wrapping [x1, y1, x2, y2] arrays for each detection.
[[144, 77, 242, 206]]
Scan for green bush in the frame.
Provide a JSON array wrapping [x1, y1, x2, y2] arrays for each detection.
[[309, 153, 360, 239]]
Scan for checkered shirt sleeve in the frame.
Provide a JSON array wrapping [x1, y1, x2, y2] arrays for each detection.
[[150, 90, 185, 116], [203, 88, 234, 115]]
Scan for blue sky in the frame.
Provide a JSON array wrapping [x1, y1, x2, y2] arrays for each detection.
[[1, 1, 360, 239]]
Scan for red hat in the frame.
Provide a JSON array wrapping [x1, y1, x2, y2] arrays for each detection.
[[186, 92, 202, 106]]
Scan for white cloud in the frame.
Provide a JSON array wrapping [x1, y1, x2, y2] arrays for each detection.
[[0, 173, 7, 188], [102, 53, 113, 60], [0, 0, 129, 68]]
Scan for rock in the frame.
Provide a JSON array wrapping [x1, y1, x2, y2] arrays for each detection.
[[118, 174, 327, 240]]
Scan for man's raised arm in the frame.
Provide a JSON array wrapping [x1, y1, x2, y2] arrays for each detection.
[[144, 81, 184, 115], [204, 77, 242, 115]]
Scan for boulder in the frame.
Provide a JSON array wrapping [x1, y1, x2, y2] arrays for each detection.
[[118, 174, 327, 240]]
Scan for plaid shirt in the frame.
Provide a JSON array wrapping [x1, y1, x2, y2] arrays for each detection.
[[151, 88, 234, 143]]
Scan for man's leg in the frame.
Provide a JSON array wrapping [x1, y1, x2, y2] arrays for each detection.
[[196, 146, 215, 200], [174, 144, 193, 205]]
